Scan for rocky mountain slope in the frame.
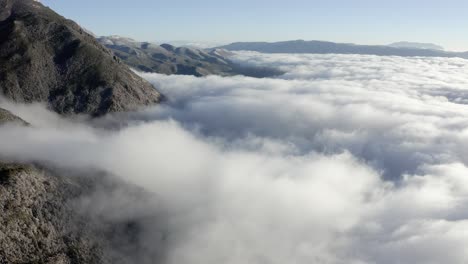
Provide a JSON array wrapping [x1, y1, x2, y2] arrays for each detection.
[[217, 40, 468, 59], [0, 109, 164, 264], [0, 108, 26, 124], [0, 0, 162, 116], [98, 36, 283, 78], [0, 109, 101, 263], [0, 1, 166, 262]]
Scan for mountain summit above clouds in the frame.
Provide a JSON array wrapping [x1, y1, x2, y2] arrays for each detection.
[[98, 35, 284, 78], [98, 35, 233, 76], [0, 0, 162, 116]]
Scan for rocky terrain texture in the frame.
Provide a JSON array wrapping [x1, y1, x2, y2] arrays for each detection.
[[0, 164, 104, 263], [98, 36, 283, 78], [0, 108, 26, 124], [0, 109, 102, 263], [0, 0, 162, 116], [0, 109, 164, 264]]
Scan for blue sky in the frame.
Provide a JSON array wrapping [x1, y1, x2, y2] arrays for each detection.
[[41, 0, 468, 51]]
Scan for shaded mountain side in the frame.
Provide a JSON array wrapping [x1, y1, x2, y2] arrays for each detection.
[[98, 36, 283, 78], [0, 110, 165, 264], [216, 40, 468, 59], [0, 0, 162, 116]]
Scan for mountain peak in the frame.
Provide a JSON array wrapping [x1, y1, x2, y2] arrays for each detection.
[[0, 0, 163, 116]]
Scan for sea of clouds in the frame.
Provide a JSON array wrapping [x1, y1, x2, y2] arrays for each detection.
[[2, 52, 468, 263]]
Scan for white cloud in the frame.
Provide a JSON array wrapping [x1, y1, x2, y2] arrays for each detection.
[[2, 52, 468, 263]]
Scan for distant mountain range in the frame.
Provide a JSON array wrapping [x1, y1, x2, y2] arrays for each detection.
[[98, 36, 283, 78], [156, 40, 225, 49], [388, 41, 444, 51], [216, 40, 468, 59]]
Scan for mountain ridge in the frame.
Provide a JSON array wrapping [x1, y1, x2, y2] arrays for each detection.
[[0, 0, 163, 116], [216, 40, 468, 59], [98, 35, 284, 78]]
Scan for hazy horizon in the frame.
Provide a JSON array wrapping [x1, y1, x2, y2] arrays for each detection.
[[41, 0, 468, 51]]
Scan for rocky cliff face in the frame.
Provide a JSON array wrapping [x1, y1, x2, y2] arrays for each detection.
[[0, 0, 163, 116]]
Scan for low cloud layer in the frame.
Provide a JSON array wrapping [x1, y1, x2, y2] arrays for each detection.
[[2, 52, 468, 263]]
